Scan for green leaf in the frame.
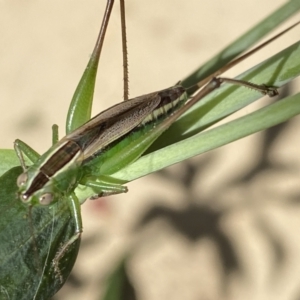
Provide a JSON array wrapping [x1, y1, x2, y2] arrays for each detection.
[[0, 167, 80, 299], [1, 2, 300, 298], [0, 149, 22, 177], [102, 257, 136, 300]]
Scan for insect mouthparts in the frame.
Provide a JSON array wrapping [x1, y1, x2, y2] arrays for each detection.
[[20, 193, 29, 202]]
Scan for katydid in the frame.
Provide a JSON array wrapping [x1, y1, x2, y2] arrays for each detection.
[[13, 0, 299, 280]]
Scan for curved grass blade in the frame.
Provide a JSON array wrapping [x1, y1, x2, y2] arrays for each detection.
[[150, 39, 300, 151], [182, 0, 300, 87]]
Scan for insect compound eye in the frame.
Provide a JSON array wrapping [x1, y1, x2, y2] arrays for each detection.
[[17, 172, 28, 187], [39, 193, 54, 206]]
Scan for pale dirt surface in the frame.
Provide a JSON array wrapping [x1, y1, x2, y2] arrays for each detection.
[[1, 1, 300, 300]]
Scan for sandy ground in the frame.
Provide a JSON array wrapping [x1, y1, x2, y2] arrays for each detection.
[[1, 1, 300, 299]]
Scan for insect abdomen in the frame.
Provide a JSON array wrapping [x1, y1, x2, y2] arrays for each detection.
[[141, 86, 186, 125]]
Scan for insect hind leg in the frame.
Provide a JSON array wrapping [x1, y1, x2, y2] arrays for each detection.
[[52, 192, 82, 282], [81, 175, 128, 199]]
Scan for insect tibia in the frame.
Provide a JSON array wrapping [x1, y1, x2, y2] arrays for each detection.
[[120, 0, 129, 100], [53, 231, 82, 283], [14, 141, 27, 171], [219, 77, 279, 97]]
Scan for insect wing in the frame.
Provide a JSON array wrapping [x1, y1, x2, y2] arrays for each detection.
[[63, 92, 162, 161]]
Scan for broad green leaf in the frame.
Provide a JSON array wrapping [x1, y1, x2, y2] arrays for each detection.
[[0, 167, 80, 300], [0, 149, 23, 177]]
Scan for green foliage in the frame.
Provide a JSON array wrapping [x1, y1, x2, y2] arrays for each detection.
[[102, 257, 136, 300], [0, 167, 80, 299], [0, 1, 299, 299]]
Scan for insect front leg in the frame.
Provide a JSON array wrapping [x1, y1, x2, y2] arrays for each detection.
[[81, 175, 128, 199], [14, 139, 40, 169], [53, 192, 82, 282], [14, 124, 59, 169]]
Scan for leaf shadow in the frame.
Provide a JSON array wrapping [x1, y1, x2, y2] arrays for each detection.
[[133, 83, 300, 295]]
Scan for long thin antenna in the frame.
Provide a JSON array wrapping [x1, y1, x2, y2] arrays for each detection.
[[195, 21, 300, 90], [120, 0, 129, 100]]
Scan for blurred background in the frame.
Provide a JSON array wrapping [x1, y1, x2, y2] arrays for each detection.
[[1, 0, 300, 299]]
